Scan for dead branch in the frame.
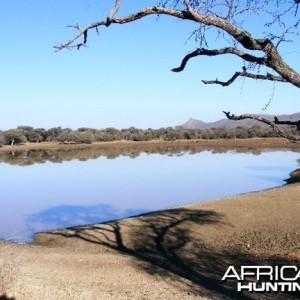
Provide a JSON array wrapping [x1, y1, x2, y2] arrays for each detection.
[[77, 30, 88, 50], [54, 6, 191, 52], [274, 117, 300, 131], [107, 0, 122, 25], [202, 70, 287, 86], [55, 1, 300, 88], [171, 47, 266, 72], [223, 111, 300, 142]]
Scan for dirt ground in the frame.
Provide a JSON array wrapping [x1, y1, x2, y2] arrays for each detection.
[[1, 183, 300, 300]]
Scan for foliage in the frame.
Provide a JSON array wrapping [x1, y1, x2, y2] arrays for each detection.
[[0, 124, 296, 146], [0, 133, 5, 146], [3, 130, 27, 145]]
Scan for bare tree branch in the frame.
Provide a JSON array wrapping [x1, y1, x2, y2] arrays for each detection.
[[107, 0, 122, 25], [171, 47, 266, 72], [55, 1, 300, 88], [224, 0, 234, 20], [182, 1, 300, 87], [223, 111, 300, 142], [274, 117, 300, 131], [54, 6, 191, 52], [77, 30, 88, 50], [202, 70, 287, 86]]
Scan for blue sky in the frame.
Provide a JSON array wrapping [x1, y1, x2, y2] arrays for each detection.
[[1, 0, 299, 130]]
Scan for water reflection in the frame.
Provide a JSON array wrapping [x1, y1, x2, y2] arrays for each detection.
[[0, 145, 299, 242], [246, 165, 295, 184], [1, 144, 299, 166], [25, 203, 145, 242]]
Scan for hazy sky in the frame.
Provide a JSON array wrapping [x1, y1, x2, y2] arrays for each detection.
[[1, 0, 300, 130]]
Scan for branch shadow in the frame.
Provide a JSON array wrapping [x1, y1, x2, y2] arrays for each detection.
[[0, 296, 15, 300], [35, 208, 300, 299]]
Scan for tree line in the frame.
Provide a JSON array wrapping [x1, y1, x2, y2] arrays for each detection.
[[0, 125, 297, 146]]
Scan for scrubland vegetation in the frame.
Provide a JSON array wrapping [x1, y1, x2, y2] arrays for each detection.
[[0, 125, 297, 146]]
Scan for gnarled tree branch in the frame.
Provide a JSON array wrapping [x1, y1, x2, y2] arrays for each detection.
[[274, 117, 300, 131], [171, 47, 266, 72], [107, 0, 122, 25], [202, 70, 287, 86], [223, 111, 300, 142], [55, 1, 300, 87], [54, 6, 191, 52]]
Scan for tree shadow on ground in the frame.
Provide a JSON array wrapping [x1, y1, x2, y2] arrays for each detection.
[[38, 208, 300, 300], [0, 296, 15, 300]]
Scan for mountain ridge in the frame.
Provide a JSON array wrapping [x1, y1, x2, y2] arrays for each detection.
[[180, 112, 300, 129]]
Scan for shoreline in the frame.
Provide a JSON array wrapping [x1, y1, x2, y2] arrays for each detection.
[[0, 182, 292, 245], [1, 140, 300, 299], [0, 137, 299, 153], [1, 183, 300, 299]]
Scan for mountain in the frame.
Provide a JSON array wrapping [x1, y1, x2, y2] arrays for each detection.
[[182, 118, 207, 129], [180, 112, 300, 129]]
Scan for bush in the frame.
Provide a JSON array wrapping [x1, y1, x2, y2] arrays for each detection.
[[0, 134, 5, 146], [3, 130, 27, 145], [68, 131, 95, 144], [57, 131, 95, 144]]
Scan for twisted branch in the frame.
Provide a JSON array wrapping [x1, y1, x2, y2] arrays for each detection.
[[55, 1, 300, 87], [223, 111, 300, 142], [107, 0, 122, 25], [54, 6, 191, 52], [171, 47, 266, 72], [274, 117, 300, 131], [202, 70, 287, 86]]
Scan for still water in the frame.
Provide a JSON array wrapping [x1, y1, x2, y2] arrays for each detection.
[[0, 145, 299, 242]]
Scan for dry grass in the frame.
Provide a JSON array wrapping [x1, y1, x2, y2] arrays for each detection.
[[0, 242, 18, 298]]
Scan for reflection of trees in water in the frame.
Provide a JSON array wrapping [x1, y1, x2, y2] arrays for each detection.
[[0, 145, 299, 166]]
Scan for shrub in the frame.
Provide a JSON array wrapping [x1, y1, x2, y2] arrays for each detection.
[[3, 130, 27, 145], [0, 134, 5, 146]]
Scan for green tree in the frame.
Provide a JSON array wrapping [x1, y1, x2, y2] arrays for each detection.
[[26, 131, 43, 143], [0, 133, 5, 146], [3, 129, 27, 145], [17, 126, 41, 142], [76, 131, 96, 144], [47, 127, 63, 141], [34, 128, 48, 141]]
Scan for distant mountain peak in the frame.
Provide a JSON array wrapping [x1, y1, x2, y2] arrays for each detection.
[[182, 118, 206, 129], [180, 112, 300, 129]]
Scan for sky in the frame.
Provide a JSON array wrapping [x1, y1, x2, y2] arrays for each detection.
[[1, 0, 300, 130]]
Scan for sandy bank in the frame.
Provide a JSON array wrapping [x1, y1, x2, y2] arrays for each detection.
[[0, 137, 298, 153], [1, 183, 300, 299]]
